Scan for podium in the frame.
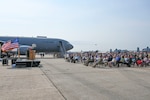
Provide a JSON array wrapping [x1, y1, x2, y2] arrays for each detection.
[[29, 49, 35, 60]]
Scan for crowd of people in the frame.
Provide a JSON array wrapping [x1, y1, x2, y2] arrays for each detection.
[[65, 51, 150, 68]]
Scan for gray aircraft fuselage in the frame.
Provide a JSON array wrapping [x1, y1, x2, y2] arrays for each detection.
[[0, 36, 73, 53]]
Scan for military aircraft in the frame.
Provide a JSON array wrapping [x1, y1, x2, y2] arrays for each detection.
[[0, 36, 73, 57]]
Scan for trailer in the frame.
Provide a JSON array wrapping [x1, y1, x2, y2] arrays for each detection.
[[15, 59, 40, 67]]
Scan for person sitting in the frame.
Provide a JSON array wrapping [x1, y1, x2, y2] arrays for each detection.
[[136, 58, 143, 67], [92, 57, 103, 68], [84, 55, 94, 66], [115, 55, 121, 67], [124, 55, 131, 67], [143, 56, 149, 67], [103, 56, 108, 66], [119, 55, 125, 66], [108, 56, 116, 67]]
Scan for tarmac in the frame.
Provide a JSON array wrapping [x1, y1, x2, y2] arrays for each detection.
[[0, 58, 65, 100], [1, 56, 150, 100]]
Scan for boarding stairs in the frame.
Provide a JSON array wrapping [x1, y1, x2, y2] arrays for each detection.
[[59, 41, 66, 58]]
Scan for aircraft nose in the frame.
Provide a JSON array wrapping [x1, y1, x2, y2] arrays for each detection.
[[67, 43, 73, 50]]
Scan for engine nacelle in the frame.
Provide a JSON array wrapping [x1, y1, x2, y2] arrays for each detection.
[[19, 45, 32, 55]]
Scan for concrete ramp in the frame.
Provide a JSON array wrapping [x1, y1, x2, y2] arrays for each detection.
[[0, 61, 65, 100]]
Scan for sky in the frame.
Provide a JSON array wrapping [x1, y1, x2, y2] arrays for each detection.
[[0, 0, 150, 52]]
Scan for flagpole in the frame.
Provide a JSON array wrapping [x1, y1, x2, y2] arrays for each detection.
[[18, 47, 20, 58], [0, 43, 1, 58]]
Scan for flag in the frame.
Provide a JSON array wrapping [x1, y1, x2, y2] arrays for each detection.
[[1, 41, 11, 52], [11, 38, 19, 48], [1, 38, 19, 52]]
